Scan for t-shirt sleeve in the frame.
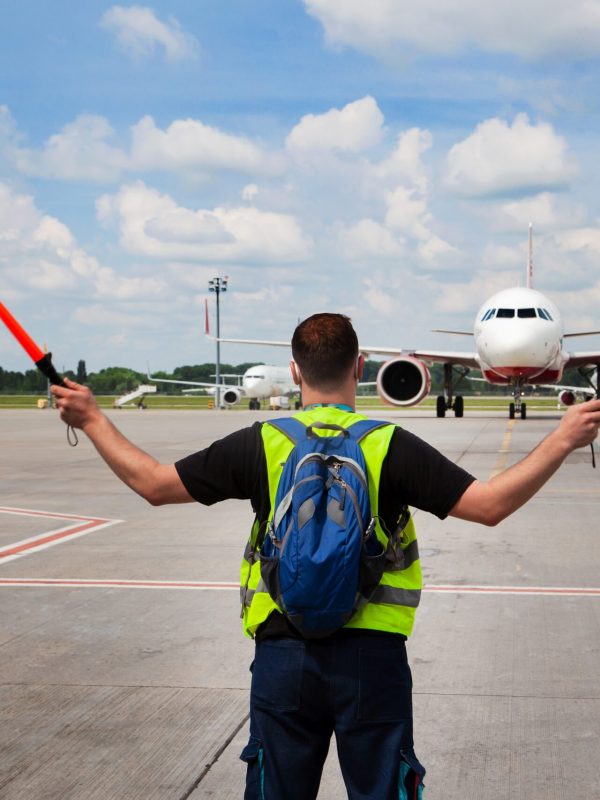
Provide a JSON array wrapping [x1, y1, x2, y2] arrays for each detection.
[[174, 422, 264, 508], [381, 427, 476, 520]]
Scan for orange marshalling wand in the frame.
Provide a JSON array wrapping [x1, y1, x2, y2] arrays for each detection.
[[0, 301, 65, 386]]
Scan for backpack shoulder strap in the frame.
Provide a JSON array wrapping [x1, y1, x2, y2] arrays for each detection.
[[266, 416, 308, 445], [347, 419, 391, 443]]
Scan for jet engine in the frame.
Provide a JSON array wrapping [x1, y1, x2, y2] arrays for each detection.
[[558, 390, 576, 406], [376, 356, 431, 407], [221, 387, 243, 406]]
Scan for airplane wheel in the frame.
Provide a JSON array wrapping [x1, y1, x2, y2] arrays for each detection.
[[520, 402, 527, 420], [454, 395, 464, 417], [436, 396, 446, 418], [509, 402, 515, 419]]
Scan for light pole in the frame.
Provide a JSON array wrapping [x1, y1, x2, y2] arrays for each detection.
[[208, 275, 228, 408]]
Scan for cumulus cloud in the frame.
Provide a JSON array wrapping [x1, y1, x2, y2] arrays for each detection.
[[554, 227, 600, 256], [336, 218, 405, 260], [0, 182, 166, 300], [100, 5, 199, 62], [130, 115, 283, 176], [446, 114, 577, 196], [14, 115, 127, 182], [286, 96, 384, 157], [374, 128, 432, 189], [304, 0, 600, 60], [6, 111, 282, 183], [97, 181, 313, 263], [498, 193, 586, 231]]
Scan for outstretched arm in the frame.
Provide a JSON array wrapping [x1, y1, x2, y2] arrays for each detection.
[[450, 400, 600, 525], [51, 379, 193, 506]]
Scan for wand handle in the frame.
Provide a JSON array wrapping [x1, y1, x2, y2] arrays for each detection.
[[35, 352, 66, 387]]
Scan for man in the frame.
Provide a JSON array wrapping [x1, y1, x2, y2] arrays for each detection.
[[52, 313, 600, 800]]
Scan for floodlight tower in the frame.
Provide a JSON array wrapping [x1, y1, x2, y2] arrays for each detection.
[[208, 275, 228, 408]]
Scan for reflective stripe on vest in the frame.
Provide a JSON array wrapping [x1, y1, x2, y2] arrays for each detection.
[[240, 408, 422, 638]]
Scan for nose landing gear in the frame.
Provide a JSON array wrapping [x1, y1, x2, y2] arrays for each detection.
[[509, 384, 526, 419]]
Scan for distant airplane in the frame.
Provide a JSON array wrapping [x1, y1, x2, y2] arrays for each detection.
[[211, 226, 600, 419], [148, 364, 300, 410]]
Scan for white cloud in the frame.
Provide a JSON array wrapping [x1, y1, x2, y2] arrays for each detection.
[[6, 112, 282, 182], [286, 95, 384, 156], [100, 5, 199, 62], [14, 115, 127, 182], [446, 114, 577, 196], [130, 115, 283, 176], [0, 182, 166, 300], [554, 227, 600, 256], [304, 0, 600, 60], [97, 181, 313, 263], [498, 193, 587, 231], [336, 218, 405, 260], [374, 128, 431, 189]]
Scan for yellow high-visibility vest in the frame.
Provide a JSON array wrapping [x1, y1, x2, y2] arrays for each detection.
[[240, 407, 422, 638]]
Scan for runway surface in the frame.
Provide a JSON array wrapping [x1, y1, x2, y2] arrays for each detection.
[[0, 407, 599, 799]]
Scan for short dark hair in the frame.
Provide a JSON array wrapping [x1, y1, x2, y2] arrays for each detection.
[[291, 313, 359, 390]]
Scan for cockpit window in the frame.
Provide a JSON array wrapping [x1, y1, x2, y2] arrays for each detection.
[[544, 308, 553, 321], [517, 308, 536, 318], [496, 308, 515, 318]]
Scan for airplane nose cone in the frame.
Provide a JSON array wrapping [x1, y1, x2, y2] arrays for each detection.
[[478, 325, 552, 367]]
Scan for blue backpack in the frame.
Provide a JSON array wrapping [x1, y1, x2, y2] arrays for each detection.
[[259, 417, 389, 638]]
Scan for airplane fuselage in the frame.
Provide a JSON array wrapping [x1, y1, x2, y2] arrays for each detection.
[[242, 365, 295, 399], [474, 287, 567, 385]]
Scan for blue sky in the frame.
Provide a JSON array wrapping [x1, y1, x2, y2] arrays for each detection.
[[2, 0, 600, 373]]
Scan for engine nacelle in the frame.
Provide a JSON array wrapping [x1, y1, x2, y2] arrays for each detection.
[[221, 387, 243, 406], [558, 390, 576, 406], [376, 356, 431, 407]]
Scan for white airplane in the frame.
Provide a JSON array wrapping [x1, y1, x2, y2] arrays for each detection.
[[212, 226, 600, 419], [148, 364, 299, 410]]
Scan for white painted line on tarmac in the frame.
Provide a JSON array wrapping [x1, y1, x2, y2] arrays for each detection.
[[0, 578, 598, 596], [0, 507, 122, 564]]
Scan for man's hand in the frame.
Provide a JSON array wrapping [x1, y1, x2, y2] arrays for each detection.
[[555, 398, 600, 451], [51, 378, 103, 431], [451, 398, 600, 526]]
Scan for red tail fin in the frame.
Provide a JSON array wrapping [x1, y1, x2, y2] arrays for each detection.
[[204, 298, 210, 335]]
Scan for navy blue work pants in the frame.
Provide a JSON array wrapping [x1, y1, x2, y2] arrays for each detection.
[[240, 631, 425, 799]]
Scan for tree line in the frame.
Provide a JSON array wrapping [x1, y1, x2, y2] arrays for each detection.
[[0, 359, 590, 396]]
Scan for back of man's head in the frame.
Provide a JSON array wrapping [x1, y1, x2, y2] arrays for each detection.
[[291, 313, 359, 390]]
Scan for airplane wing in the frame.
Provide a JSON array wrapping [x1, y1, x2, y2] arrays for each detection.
[[361, 346, 480, 370], [564, 351, 600, 368], [147, 372, 246, 394], [212, 335, 480, 369]]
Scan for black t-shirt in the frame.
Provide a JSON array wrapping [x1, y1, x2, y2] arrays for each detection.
[[175, 421, 476, 639], [175, 421, 475, 526]]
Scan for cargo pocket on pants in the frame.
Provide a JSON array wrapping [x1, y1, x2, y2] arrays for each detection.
[[398, 749, 425, 799], [240, 735, 265, 800]]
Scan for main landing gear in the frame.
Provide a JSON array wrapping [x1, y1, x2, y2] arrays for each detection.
[[436, 363, 469, 417]]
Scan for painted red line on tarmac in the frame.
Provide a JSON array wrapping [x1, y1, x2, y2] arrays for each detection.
[[0, 579, 598, 596], [0, 578, 239, 589], [0, 507, 121, 562], [0, 506, 103, 521], [424, 585, 600, 595], [0, 520, 110, 558]]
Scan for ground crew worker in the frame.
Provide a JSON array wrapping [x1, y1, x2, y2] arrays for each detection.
[[51, 312, 600, 800]]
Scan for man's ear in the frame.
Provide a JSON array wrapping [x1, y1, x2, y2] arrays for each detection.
[[290, 360, 301, 386], [355, 353, 365, 381]]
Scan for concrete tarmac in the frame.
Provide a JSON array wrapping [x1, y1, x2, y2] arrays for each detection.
[[0, 406, 599, 799]]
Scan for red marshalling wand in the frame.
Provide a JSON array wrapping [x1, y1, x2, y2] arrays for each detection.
[[0, 301, 65, 387]]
